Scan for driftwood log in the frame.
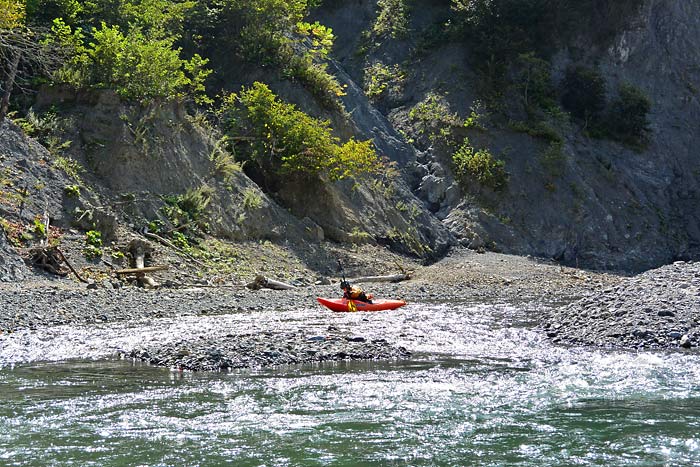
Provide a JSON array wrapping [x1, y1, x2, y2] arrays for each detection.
[[127, 239, 160, 288], [349, 273, 411, 283], [28, 246, 67, 276], [27, 246, 87, 283], [115, 265, 169, 275], [247, 275, 296, 290]]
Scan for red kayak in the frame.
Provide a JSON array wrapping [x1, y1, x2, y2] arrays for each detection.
[[316, 297, 407, 312]]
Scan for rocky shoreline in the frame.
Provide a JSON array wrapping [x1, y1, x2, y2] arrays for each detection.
[[126, 331, 411, 372], [543, 261, 700, 350], [1, 249, 697, 371]]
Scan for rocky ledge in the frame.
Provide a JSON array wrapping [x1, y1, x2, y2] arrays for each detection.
[[543, 261, 700, 349], [125, 330, 410, 371]]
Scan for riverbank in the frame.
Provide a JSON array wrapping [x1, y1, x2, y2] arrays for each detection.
[[1, 246, 697, 370]]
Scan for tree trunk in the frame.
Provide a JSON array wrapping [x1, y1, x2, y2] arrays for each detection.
[[0, 50, 20, 121]]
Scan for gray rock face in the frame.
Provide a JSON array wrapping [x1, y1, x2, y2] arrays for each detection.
[[0, 233, 26, 282], [313, 0, 700, 271]]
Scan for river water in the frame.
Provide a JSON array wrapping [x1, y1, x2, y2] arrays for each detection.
[[1, 301, 699, 466]]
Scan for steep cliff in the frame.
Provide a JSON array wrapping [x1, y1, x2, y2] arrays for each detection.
[[314, 0, 700, 271]]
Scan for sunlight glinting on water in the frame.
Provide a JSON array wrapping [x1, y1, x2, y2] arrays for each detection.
[[2, 302, 700, 465]]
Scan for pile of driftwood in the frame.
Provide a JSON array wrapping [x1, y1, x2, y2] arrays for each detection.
[[26, 246, 87, 283], [114, 239, 168, 288]]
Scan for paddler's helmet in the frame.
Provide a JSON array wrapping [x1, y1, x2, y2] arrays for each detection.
[[340, 280, 350, 290]]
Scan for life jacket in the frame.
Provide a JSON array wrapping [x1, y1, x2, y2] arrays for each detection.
[[344, 286, 364, 299], [344, 287, 373, 302]]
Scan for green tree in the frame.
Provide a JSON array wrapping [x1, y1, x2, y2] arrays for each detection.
[[452, 138, 508, 191], [45, 18, 211, 101], [561, 65, 606, 123], [1, 1, 65, 120], [0, 0, 25, 28], [516, 52, 554, 111], [222, 82, 379, 181], [606, 83, 651, 146]]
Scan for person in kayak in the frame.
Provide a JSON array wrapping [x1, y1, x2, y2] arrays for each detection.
[[340, 280, 373, 303]]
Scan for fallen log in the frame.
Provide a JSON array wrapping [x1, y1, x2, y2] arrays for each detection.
[[247, 275, 296, 290], [115, 265, 169, 275], [349, 273, 411, 283], [55, 248, 88, 283], [128, 239, 159, 289]]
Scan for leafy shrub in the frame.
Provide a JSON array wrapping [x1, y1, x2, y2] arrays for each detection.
[[452, 138, 508, 190], [162, 185, 213, 232], [409, 93, 463, 144], [451, 0, 555, 72], [561, 65, 606, 122], [364, 62, 405, 101], [85, 229, 102, 247], [374, 0, 409, 39], [208, 135, 240, 183], [90, 23, 210, 100], [83, 229, 102, 259], [508, 120, 562, 143], [286, 55, 346, 109], [606, 83, 651, 147], [170, 230, 192, 251], [0, 0, 25, 28], [242, 188, 263, 210], [516, 52, 556, 111], [222, 82, 379, 181], [47, 16, 211, 102], [33, 215, 47, 238], [63, 184, 81, 197]]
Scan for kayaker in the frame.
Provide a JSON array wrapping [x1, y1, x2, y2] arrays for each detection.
[[340, 280, 373, 303]]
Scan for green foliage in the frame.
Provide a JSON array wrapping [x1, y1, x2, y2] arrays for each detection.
[[44, 3, 211, 102], [452, 138, 508, 191], [208, 136, 241, 183], [296, 21, 335, 59], [222, 82, 379, 181], [463, 101, 488, 131], [162, 185, 213, 232], [119, 0, 195, 37], [218, 0, 312, 63], [561, 65, 606, 122], [26, 0, 79, 26], [84, 229, 103, 258], [86, 23, 210, 100], [242, 188, 263, 210], [170, 230, 192, 251], [147, 218, 164, 233], [54, 156, 84, 183], [286, 55, 346, 109], [0, 0, 26, 28], [33, 215, 47, 238], [409, 93, 463, 145], [509, 120, 562, 143], [606, 83, 651, 147], [516, 52, 556, 111], [13, 108, 61, 139], [364, 62, 405, 101], [539, 141, 566, 178], [63, 184, 81, 197], [85, 229, 102, 247], [451, 0, 556, 75], [374, 0, 409, 39]]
